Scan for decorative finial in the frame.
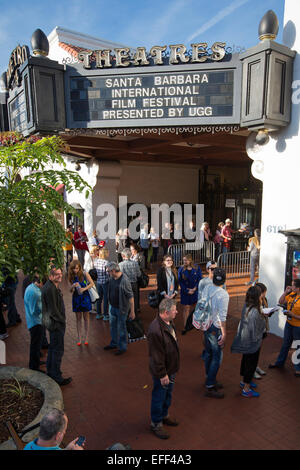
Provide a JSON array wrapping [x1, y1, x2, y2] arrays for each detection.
[[31, 28, 49, 57], [255, 129, 269, 145], [258, 10, 279, 41]]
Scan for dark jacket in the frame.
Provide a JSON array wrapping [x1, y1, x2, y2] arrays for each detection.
[[42, 280, 66, 332], [108, 273, 133, 316], [147, 315, 180, 379], [156, 267, 179, 302]]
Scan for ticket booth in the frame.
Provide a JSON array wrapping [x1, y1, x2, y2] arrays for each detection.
[[279, 228, 300, 288]]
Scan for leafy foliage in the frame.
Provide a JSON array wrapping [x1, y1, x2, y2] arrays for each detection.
[[0, 132, 91, 282]]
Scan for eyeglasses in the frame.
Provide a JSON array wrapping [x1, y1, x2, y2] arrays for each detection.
[[209, 267, 216, 271]]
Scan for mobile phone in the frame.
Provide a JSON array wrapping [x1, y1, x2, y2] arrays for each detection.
[[76, 435, 86, 447]]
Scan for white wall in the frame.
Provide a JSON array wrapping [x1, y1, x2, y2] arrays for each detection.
[[119, 162, 199, 206], [246, 0, 300, 336]]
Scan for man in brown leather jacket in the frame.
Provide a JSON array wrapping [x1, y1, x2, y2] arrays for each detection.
[[147, 298, 180, 439]]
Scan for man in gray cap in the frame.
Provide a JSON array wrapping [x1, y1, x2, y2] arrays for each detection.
[[103, 262, 135, 355], [201, 267, 229, 399], [197, 260, 217, 300]]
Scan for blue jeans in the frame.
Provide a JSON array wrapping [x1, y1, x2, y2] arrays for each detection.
[[204, 324, 223, 387], [275, 321, 300, 372], [151, 374, 176, 426], [109, 306, 128, 351], [97, 282, 109, 317]]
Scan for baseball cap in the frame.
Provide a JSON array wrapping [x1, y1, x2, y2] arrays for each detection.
[[206, 260, 216, 270], [98, 240, 106, 248], [213, 268, 226, 286]]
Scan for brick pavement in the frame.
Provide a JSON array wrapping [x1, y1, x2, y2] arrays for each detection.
[[2, 271, 300, 450]]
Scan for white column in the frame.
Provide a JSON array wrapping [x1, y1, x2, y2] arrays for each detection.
[[246, 0, 300, 337], [92, 161, 122, 261]]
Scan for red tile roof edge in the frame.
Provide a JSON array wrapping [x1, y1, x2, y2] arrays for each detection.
[[58, 41, 92, 58]]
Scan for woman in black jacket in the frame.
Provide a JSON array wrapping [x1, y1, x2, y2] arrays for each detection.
[[156, 255, 179, 304]]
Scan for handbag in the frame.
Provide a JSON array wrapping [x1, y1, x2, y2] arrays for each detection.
[[89, 268, 98, 281], [138, 269, 149, 289], [148, 290, 160, 309], [126, 317, 145, 342], [89, 286, 99, 303]]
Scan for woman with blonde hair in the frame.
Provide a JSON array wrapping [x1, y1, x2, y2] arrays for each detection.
[[68, 260, 95, 345], [178, 254, 203, 334], [91, 229, 99, 246]]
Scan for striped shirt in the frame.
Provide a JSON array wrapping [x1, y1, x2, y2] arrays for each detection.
[[119, 259, 141, 283]]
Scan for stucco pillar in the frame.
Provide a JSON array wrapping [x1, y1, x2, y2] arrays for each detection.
[[92, 161, 122, 261], [245, 0, 300, 337]]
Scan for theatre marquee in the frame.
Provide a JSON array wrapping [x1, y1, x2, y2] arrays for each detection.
[[65, 57, 241, 128]]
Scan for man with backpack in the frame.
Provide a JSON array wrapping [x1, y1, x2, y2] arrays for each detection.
[[201, 268, 229, 398]]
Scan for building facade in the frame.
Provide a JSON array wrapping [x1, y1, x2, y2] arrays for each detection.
[[1, 2, 299, 337]]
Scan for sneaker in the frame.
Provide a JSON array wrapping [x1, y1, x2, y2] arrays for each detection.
[[150, 425, 170, 440], [96, 314, 103, 320], [256, 367, 266, 375], [103, 316, 110, 322], [253, 371, 262, 379], [162, 417, 179, 426], [205, 387, 224, 399], [0, 333, 9, 340], [241, 389, 260, 398], [240, 381, 257, 389]]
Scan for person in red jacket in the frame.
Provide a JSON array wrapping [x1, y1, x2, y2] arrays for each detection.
[[221, 219, 235, 253], [73, 225, 89, 268]]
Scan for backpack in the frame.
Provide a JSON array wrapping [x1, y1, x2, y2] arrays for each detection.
[[192, 285, 220, 331], [148, 290, 160, 309]]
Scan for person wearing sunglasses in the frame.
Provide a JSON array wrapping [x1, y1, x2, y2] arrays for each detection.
[[197, 261, 217, 301]]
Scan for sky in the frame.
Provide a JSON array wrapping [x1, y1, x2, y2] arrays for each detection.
[[0, 0, 285, 74]]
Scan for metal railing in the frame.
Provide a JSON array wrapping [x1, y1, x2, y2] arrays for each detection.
[[217, 250, 250, 278], [168, 241, 215, 267]]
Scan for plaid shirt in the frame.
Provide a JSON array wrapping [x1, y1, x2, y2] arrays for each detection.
[[94, 259, 109, 284], [119, 260, 141, 283]]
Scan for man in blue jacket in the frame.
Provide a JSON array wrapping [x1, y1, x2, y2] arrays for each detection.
[[24, 275, 45, 371]]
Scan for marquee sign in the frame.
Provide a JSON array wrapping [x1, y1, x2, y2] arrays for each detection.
[[77, 42, 227, 69], [67, 62, 239, 128], [6, 45, 30, 90]]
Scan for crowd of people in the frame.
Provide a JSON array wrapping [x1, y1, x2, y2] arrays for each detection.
[[1, 221, 299, 448]]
